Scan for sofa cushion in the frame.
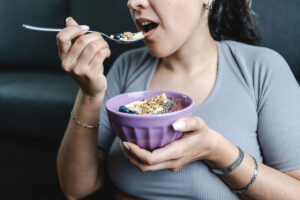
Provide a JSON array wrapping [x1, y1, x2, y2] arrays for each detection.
[[0, 0, 68, 70], [0, 70, 78, 141]]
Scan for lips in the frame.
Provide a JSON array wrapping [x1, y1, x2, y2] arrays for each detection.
[[136, 18, 159, 38]]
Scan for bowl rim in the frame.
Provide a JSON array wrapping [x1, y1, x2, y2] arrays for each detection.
[[105, 90, 194, 118]]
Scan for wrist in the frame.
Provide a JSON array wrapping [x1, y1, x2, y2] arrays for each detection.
[[204, 132, 239, 169], [79, 89, 105, 104]]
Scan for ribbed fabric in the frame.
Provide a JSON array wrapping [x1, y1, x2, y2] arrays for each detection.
[[98, 40, 300, 199]]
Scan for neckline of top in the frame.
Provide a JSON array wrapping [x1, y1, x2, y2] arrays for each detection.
[[144, 40, 223, 112]]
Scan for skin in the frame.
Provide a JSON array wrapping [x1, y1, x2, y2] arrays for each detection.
[[56, 18, 108, 199], [56, 0, 300, 199]]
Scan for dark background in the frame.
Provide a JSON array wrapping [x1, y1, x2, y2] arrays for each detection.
[[0, 0, 299, 199]]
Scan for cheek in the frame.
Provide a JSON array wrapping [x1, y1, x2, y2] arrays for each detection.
[[146, 1, 202, 57]]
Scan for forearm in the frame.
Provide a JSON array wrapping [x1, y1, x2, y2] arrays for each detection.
[[205, 132, 300, 200], [57, 89, 105, 199]]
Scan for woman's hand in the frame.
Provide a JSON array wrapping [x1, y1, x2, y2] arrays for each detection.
[[56, 17, 111, 97], [120, 116, 221, 172]]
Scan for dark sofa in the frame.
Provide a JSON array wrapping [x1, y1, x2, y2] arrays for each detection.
[[0, 0, 299, 199]]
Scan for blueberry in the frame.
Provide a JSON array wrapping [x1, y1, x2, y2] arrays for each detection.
[[114, 34, 121, 40], [119, 106, 129, 113]]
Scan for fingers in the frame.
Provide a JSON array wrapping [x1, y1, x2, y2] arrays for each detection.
[[89, 48, 111, 74], [124, 142, 180, 166], [63, 33, 103, 67], [172, 116, 207, 133], [120, 142, 171, 172], [56, 24, 89, 59], [71, 39, 110, 76], [76, 38, 109, 68], [149, 141, 184, 163], [66, 17, 79, 26]]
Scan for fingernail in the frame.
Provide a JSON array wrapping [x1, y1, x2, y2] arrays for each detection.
[[80, 25, 90, 30], [122, 141, 129, 150], [66, 16, 72, 22], [172, 120, 185, 131]]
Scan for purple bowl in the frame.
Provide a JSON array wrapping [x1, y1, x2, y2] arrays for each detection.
[[105, 90, 194, 151]]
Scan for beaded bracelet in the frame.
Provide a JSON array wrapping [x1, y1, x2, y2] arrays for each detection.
[[211, 146, 244, 175], [70, 112, 99, 129], [231, 156, 258, 194]]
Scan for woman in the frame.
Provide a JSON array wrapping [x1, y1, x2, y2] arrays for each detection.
[[56, 0, 300, 199]]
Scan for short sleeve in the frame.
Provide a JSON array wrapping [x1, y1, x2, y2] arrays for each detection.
[[256, 49, 300, 172], [97, 53, 128, 156]]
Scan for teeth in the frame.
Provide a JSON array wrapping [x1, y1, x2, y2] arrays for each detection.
[[141, 21, 152, 26]]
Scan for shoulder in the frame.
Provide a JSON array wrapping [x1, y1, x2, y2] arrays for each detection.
[[107, 46, 152, 77], [221, 40, 289, 72], [219, 40, 292, 87]]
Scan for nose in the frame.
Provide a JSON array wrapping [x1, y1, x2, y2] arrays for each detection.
[[127, 0, 148, 10]]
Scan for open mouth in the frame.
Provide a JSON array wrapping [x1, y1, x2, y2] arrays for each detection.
[[138, 21, 159, 37]]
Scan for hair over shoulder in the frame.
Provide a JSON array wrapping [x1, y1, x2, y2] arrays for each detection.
[[209, 0, 259, 45]]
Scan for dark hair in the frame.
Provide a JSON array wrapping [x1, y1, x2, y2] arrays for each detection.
[[209, 0, 259, 45]]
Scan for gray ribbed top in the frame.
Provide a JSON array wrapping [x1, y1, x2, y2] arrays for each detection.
[[98, 40, 300, 199]]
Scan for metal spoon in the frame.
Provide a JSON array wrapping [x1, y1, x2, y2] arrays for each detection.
[[22, 24, 145, 44]]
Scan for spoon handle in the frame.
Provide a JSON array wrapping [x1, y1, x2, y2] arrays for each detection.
[[23, 24, 63, 32], [22, 24, 111, 39], [22, 24, 143, 44]]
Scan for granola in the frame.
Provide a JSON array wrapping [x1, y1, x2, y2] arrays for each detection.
[[119, 93, 184, 115]]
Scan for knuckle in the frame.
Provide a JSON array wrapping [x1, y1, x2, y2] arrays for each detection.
[[196, 117, 205, 128], [76, 36, 88, 45], [174, 148, 183, 156], [85, 70, 94, 78], [96, 50, 103, 57], [72, 67, 83, 76], [106, 48, 111, 57], [170, 168, 177, 172], [173, 162, 182, 169], [87, 42, 99, 52], [56, 32, 65, 43], [56, 33, 60, 40], [76, 37, 85, 45], [191, 116, 201, 127], [61, 61, 70, 72], [145, 157, 154, 165], [83, 71, 92, 79], [139, 165, 148, 172], [103, 41, 109, 48]]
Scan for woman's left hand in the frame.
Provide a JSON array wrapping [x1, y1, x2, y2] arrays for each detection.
[[120, 116, 221, 172]]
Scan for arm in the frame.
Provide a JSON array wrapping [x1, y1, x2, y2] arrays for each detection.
[[57, 90, 106, 200], [56, 17, 111, 199], [121, 118, 300, 200], [206, 133, 300, 200]]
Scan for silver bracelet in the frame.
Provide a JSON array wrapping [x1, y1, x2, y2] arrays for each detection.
[[231, 156, 258, 194], [211, 146, 244, 175], [70, 111, 99, 129]]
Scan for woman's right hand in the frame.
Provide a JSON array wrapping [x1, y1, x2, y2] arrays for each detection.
[[56, 17, 111, 97]]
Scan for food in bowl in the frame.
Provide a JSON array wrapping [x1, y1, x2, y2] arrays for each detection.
[[105, 90, 194, 150], [119, 93, 184, 115]]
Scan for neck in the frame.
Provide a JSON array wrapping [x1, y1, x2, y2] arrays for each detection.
[[161, 27, 217, 75]]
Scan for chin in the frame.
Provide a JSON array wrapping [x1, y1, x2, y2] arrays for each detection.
[[145, 42, 178, 58]]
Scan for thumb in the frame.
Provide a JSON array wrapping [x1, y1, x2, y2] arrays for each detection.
[[172, 116, 207, 133], [66, 17, 79, 26]]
